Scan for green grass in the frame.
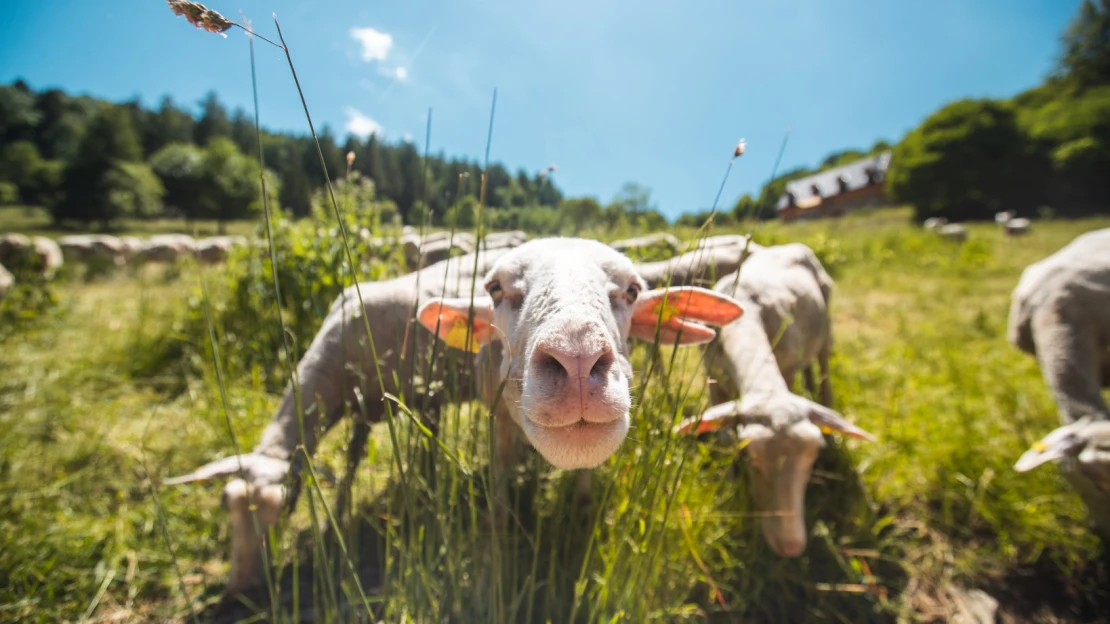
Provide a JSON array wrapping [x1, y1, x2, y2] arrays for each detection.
[[0, 206, 259, 239], [2, 207, 1109, 623]]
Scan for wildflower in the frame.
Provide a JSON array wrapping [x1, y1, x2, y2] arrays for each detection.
[[167, 0, 234, 37], [734, 139, 746, 158], [346, 151, 356, 166]]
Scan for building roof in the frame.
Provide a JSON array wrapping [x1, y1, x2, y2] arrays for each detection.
[[776, 151, 892, 212]]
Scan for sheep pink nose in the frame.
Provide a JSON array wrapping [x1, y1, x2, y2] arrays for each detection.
[[531, 341, 614, 381]]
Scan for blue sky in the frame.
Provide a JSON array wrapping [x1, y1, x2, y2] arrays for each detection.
[[0, 0, 1079, 219]]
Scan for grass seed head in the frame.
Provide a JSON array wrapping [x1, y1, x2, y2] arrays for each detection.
[[734, 139, 747, 158], [167, 0, 234, 37]]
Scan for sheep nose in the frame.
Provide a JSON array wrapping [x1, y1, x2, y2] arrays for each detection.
[[532, 341, 614, 381]]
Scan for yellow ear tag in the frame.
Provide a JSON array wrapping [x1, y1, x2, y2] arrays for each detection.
[[1032, 441, 1048, 453], [656, 299, 681, 323], [444, 317, 482, 353], [820, 426, 834, 435]]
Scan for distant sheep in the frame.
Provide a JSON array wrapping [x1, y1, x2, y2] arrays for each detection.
[[194, 236, 247, 265], [0, 233, 64, 278], [0, 263, 12, 301], [937, 223, 968, 242], [674, 243, 874, 557], [1008, 227, 1110, 534], [923, 217, 949, 231], [995, 210, 1016, 225], [137, 234, 197, 264], [1004, 218, 1031, 237], [59, 234, 127, 267]]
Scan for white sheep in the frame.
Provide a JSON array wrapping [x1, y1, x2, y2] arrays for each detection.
[[0, 263, 12, 302], [636, 235, 763, 289], [673, 243, 874, 557], [937, 223, 968, 242], [137, 234, 197, 264], [1015, 417, 1110, 495], [1004, 217, 1031, 237], [167, 238, 744, 593], [194, 236, 247, 265], [58, 234, 126, 267], [923, 217, 949, 231], [1008, 227, 1110, 534], [0, 233, 63, 279], [995, 210, 1016, 225]]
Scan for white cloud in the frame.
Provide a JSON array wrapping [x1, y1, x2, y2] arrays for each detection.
[[402, 132, 414, 143], [394, 66, 408, 81], [349, 27, 393, 63], [344, 107, 382, 138]]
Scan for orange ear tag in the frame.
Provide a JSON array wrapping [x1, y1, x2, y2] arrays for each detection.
[[444, 316, 482, 353]]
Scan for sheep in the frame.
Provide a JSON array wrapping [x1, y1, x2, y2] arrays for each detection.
[[0, 234, 63, 279], [1008, 227, 1110, 534], [166, 238, 744, 593], [137, 234, 197, 264], [482, 230, 529, 250], [1004, 217, 1031, 237], [0, 263, 12, 302], [636, 236, 763, 288], [59, 234, 125, 267], [1015, 417, 1110, 495], [609, 232, 681, 255], [937, 223, 968, 242], [923, 217, 949, 231], [194, 236, 247, 265], [995, 210, 1016, 225], [672, 244, 875, 557]]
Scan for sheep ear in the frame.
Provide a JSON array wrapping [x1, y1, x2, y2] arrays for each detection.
[[164, 455, 258, 485], [674, 400, 745, 435], [631, 286, 743, 346], [807, 403, 877, 442], [417, 296, 494, 353], [1014, 421, 1087, 472]]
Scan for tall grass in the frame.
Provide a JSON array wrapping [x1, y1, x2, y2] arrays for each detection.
[[2, 6, 1110, 622]]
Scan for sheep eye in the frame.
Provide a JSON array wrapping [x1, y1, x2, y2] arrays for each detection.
[[486, 279, 504, 304], [625, 283, 641, 303]]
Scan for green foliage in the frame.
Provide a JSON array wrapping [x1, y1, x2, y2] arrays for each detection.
[[101, 161, 165, 220], [149, 141, 204, 214], [1060, 0, 1110, 89], [558, 197, 603, 234], [54, 105, 148, 226], [195, 137, 266, 226], [887, 99, 1043, 222], [0, 182, 16, 206]]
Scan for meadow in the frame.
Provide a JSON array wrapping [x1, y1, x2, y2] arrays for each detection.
[[2, 206, 1109, 623]]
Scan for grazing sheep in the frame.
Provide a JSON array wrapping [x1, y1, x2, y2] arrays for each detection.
[[0, 234, 63, 278], [673, 244, 874, 557], [118, 236, 144, 263], [636, 236, 763, 288], [923, 217, 949, 231], [58, 234, 126, 267], [0, 263, 12, 302], [194, 236, 247, 265], [137, 234, 197, 264], [937, 223, 968, 242], [1008, 227, 1110, 534], [419, 233, 476, 267], [995, 210, 1016, 225], [1015, 417, 1110, 495], [609, 232, 681, 255], [482, 230, 529, 250], [167, 238, 744, 593], [1004, 217, 1031, 237]]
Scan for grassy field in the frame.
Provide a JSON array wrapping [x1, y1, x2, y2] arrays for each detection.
[[2, 207, 1109, 623]]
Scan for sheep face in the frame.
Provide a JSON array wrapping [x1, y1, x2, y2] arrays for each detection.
[[1015, 418, 1110, 494], [420, 238, 744, 470], [675, 394, 875, 557]]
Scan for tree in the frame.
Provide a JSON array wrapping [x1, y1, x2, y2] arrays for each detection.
[[55, 105, 147, 225], [146, 96, 195, 155], [0, 141, 44, 200], [149, 142, 204, 216], [193, 92, 231, 146], [101, 162, 165, 220], [197, 137, 264, 232], [0, 84, 41, 144], [887, 99, 1043, 222], [558, 197, 602, 234], [1060, 0, 1110, 89], [610, 182, 655, 220]]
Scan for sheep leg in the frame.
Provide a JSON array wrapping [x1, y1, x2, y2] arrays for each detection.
[[223, 479, 285, 595], [802, 366, 817, 399]]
